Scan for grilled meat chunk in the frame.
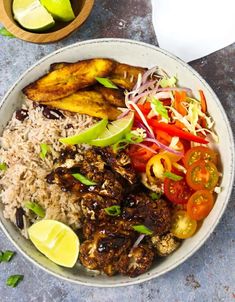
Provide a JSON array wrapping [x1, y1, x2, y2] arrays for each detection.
[[122, 194, 172, 235], [79, 239, 100, 271], [117, 244, 154, 277], [23, 59, 116, 102], [96, 147, 138, 185], [151, 233, 181, 256], [47, 149, 125, 199], [80, 193, 119, 221], [79, 226, 134, 276]]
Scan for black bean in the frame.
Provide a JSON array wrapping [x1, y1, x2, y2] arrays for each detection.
[[15, 207, 25, 229], [15, 109, 28, 121], [42, 107, 64, 120], [46, 172, 55, 184], [65, 123, 74, 129]]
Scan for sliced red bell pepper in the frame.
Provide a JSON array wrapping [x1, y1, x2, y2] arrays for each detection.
[[148, 119, 208, 144]]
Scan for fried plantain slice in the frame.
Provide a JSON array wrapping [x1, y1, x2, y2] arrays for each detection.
[[40, 91, 121, 120], [23, 59, 116, 102], [110, 63, 147, 90], [49, 61, 147, 91], [49, 62, 71, 71], [94, 85, 125, 107]]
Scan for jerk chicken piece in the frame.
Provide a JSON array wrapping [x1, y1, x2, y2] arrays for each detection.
[[47, 149, 126, 199], [122, 193, 172, 235], [95, 147, 138, 185], [151, 233, 181, 256], [80, 193, 119, 221], [117, 244, 155, 278], [79, 225, 135, 276]]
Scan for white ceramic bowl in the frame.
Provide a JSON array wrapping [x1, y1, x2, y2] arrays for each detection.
[[0, 39, 234, 287]]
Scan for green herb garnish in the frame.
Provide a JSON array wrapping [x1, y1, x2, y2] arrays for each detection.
[[72, 173, 97, 186], [95, 77, 118, 89], [39, 143, 50, 160], [163, 171, 183, 181], [6, 275, 24, 287], [112, 131, 144, 152], [0, 250, 15, 263], [0, 27, 15, 38], [150, 192, 162, 200], [150, 98, 169, 121], [25, 202, 45, 218], [132, 225, 153, 235], [0, 162, 7, 171], [104, 205, 121, 216]]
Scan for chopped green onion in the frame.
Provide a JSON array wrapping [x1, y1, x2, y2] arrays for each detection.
[[163, 171, 183, 181], [112, 131, 144, 152], [0, 27, 15, 38], [104, 205, 121, 216], [39, 143, 50, 160], [159, 76, 177, 88], [72, 173, 97, 186], [0, 162, 7, 171], [132, 225, 153, 235], [25, 202, 45, 218], [150, 98, 169, 121], [150, 192, 162, 200], [6, 275, 24, 287], [0, 250, 15, 262], [95, 77, 118, 89]]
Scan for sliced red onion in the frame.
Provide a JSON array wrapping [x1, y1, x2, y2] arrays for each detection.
[[142, 66, 159, 84], [135, 121, 154, 139], [157, 87, 192, 93], [132, 234, 145, 249], [135, 80, 156, 95], [132, 73, 143, 92], [153, 91, 172, 100], [128, 100, 155, 138], [136, 143, 158, 154], [117, 108, 131, 119], [130, 91, 151, 103], [144, 138, 183, 155]]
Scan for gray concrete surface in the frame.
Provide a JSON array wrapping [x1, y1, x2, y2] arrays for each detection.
[[0, 1, 234, 301]]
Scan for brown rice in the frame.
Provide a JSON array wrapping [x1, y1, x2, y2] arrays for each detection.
[[0, 100, 94, 237]]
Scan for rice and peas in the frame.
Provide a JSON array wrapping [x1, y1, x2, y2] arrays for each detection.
[[0, 99, 94, 237]]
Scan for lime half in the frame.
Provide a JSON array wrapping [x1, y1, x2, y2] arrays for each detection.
[[13, 0, 55, 32], [59, 118, 108, 145], [89, 113, 134, 147], [40, 0, 75, 22], [28, 220, 79, 268]]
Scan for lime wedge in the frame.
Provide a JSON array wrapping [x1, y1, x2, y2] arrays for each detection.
[[59, 118, 108, 145], [89, 113, 134, 147], [13, 0, 55, 32], [40, 0, 75, 22], [28, 220, 79, 268]]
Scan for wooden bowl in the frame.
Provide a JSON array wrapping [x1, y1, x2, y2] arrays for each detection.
[[0, 0, 94, 44]]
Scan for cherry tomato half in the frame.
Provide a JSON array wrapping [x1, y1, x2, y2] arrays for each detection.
[[186, 160, 219, 191], [164, 177, 193, 204], [183, 146, 218, 168], [187, 190, 214, 221], [171, 210, 197, 239]]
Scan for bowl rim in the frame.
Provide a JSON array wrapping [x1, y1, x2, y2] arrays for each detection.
[[0, 0, 95, 43], [0, 38, 234, 287]]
